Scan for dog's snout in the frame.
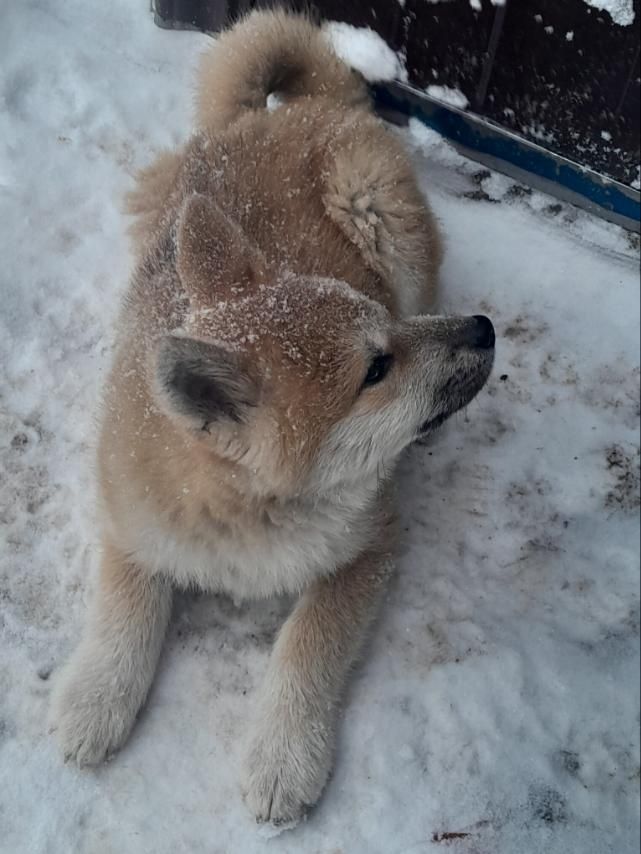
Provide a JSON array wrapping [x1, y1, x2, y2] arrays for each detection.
[[471, 315, 495, 349]]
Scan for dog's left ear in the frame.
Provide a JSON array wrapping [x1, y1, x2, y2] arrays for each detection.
[[155, 335, 259, 429], [176, 193, 267, 298]]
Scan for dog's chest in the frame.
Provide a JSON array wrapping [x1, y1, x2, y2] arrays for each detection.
[[124, 488, 376, 599]]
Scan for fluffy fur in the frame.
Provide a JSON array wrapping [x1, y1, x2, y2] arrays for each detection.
[[50, 9, 494, 827]]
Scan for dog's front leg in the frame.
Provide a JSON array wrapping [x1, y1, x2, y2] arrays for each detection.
[[243, 546, 394, 826], [50, 541, 172, 765]]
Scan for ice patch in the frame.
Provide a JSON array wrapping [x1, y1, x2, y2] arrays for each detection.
[[481, 172, 514, 201]]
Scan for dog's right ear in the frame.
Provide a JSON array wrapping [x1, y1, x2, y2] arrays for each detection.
[[154, 335, 259, 430], [176, 194, 267, 298]]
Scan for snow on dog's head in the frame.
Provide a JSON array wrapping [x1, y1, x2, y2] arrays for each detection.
[[153, 194, 494, 497]]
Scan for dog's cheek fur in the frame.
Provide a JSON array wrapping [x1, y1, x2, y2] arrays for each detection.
[[313, 399, 418, 489]]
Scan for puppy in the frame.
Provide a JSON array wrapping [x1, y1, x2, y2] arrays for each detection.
[[50, 9, 494, 827]]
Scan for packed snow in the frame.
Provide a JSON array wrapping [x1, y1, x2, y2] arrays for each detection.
[[1, 3, 639, 854], [425, 85, 470, 110], [324, 21, 408, 83]]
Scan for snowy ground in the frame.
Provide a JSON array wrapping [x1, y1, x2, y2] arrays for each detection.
[[1, 2, 639, 853]]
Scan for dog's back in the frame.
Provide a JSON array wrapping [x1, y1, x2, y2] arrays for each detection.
[[126, 9, 366, 257], [127, 10, 442, 317]]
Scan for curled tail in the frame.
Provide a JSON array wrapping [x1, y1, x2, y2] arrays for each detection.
[[196, 9, 368, 131]]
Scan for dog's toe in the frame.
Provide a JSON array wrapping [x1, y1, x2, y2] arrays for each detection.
[[49, 665, 138, 767], [242, 724, 330, 829]]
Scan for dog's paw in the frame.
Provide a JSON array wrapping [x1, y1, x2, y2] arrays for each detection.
[[49, 660, 138, 766], [242, 715, 333, 827]]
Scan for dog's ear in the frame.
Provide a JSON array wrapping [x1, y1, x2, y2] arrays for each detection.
[[176, 193, 267, 298], [155, 335, 258, 429]]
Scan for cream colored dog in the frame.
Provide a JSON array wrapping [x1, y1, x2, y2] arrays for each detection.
[[50, 10, 495, 827]]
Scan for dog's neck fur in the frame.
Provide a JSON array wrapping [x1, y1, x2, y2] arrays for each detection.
[[99, 361, 391, 599], [106, 462, 387, 600]]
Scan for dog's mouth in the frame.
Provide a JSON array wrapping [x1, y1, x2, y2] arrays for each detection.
[[417, 412, 449, 436], [416, 360, 494, 438]]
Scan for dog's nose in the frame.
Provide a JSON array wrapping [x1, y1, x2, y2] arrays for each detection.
[[471, 315, 495, 349]]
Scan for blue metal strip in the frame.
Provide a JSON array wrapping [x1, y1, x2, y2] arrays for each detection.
[[372, 82, 640, 233]]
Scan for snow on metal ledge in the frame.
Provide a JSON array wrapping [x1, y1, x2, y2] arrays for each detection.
[[373, 81, 641, 234]]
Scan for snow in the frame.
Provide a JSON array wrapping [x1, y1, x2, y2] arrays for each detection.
[[1, 4, 640, 854], [583, 0, 636, 25], [266, 92, 284, 112], [471, 0, 504, 12], [324, 21, 408, 83], [426, 85, 470, 110]]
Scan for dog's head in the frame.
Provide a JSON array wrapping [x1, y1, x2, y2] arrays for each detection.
[[153, 195, 494, 496]]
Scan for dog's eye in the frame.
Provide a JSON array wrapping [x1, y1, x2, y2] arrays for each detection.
[[363, 353, 393, 388]]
